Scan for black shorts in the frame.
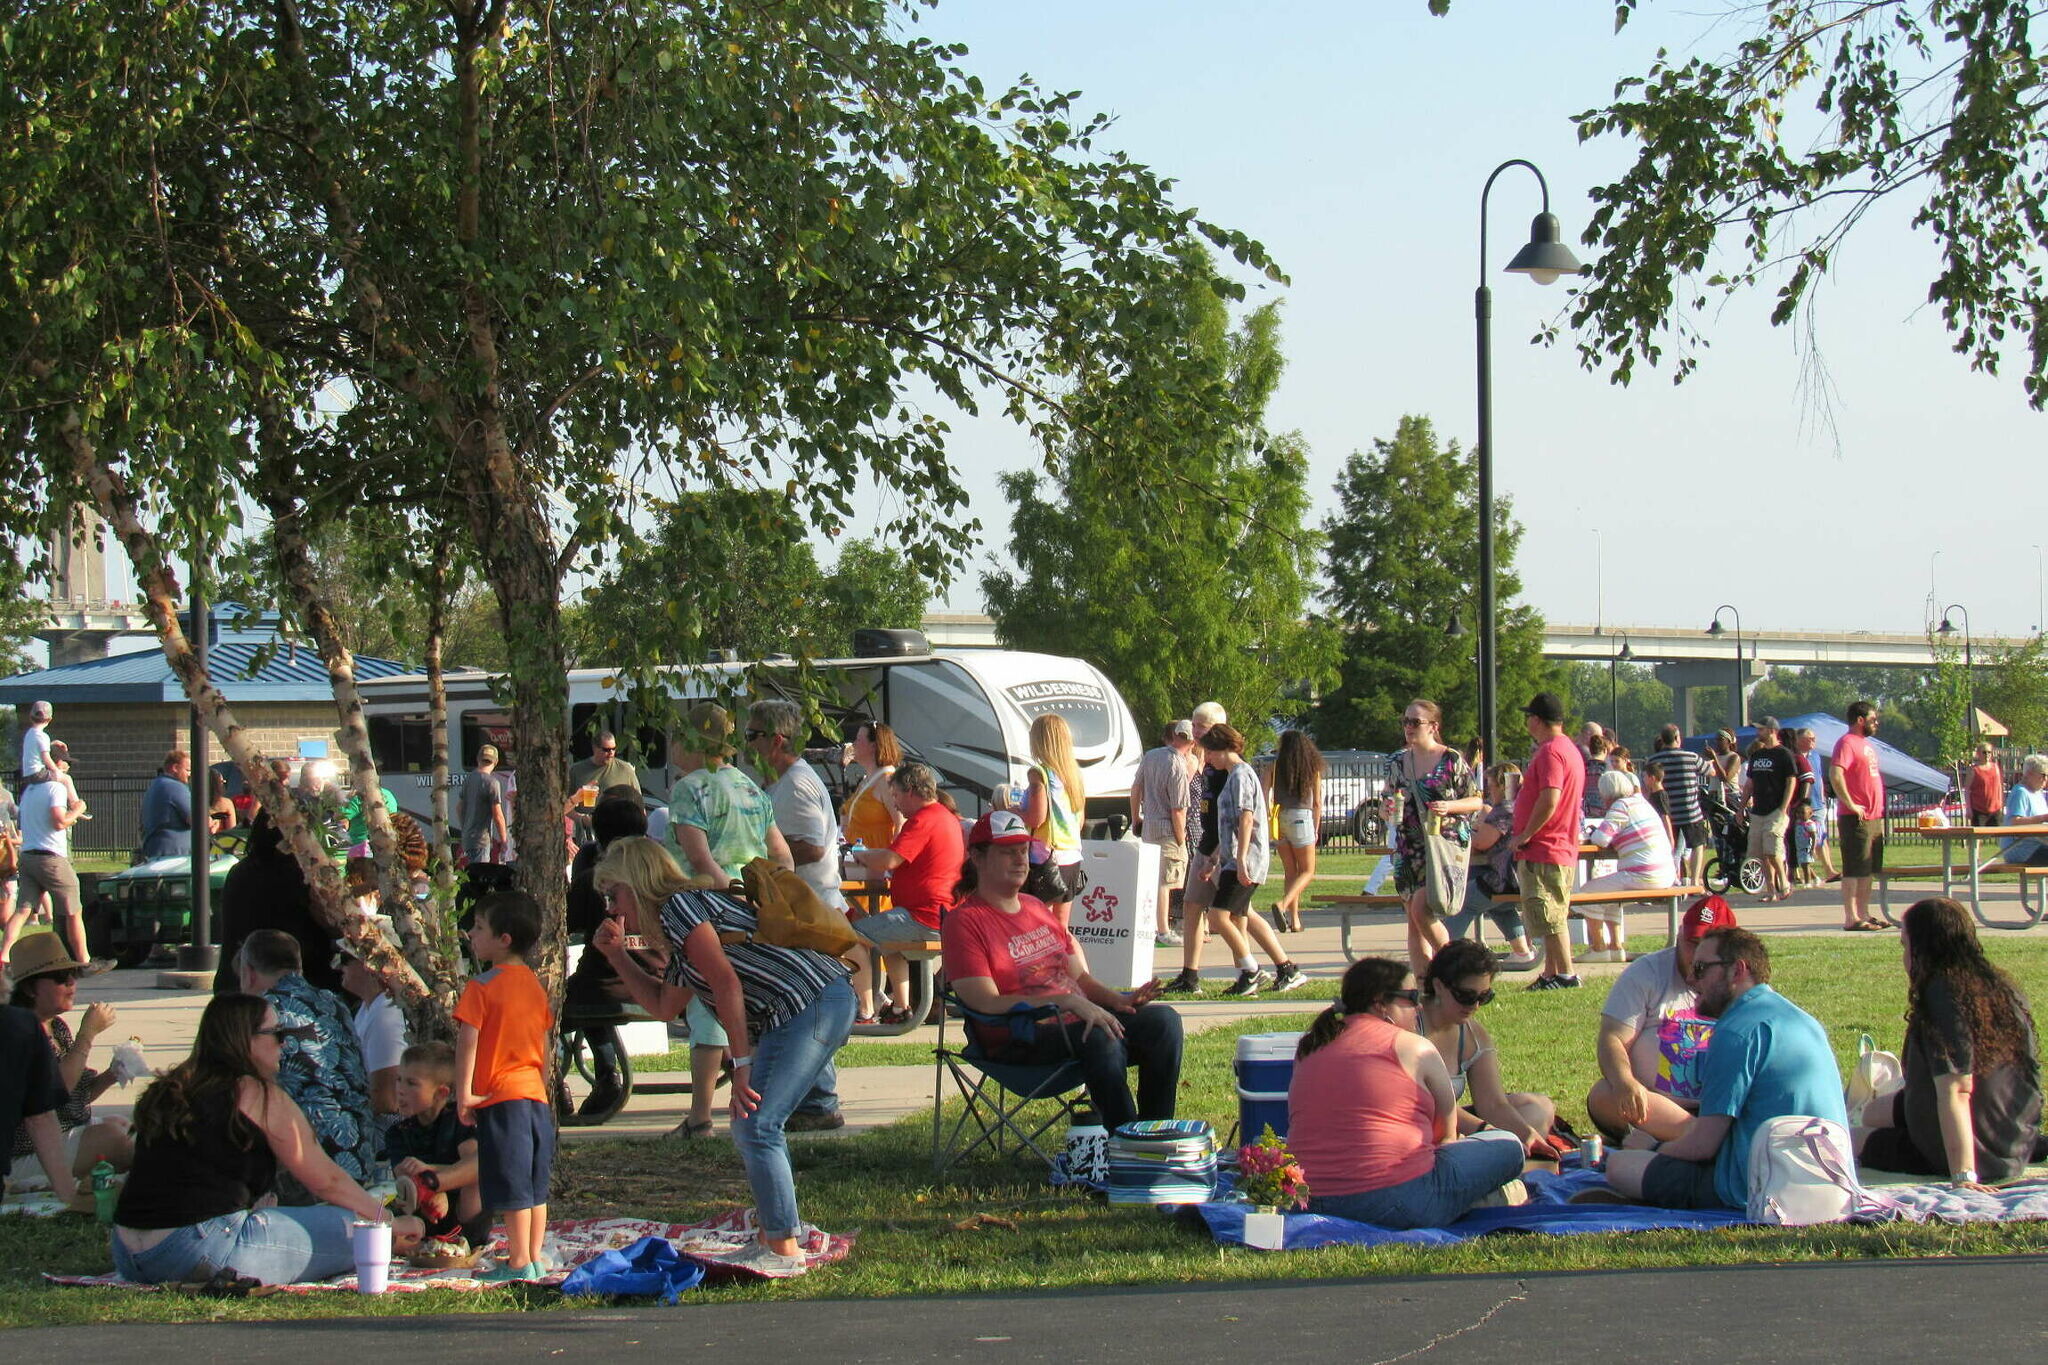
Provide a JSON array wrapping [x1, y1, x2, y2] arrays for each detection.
[[1640, 1153, 1728, 1210], [1856, 1093, 1943, 1176], [474, 1097, 555, 1211], [1213, 868, 1257, 916], [1839, 812, 1886, 879]]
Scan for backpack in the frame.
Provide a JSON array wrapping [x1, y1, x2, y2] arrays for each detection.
[[1745, 1115, 1887, 1226], [1843, 1033, 1905, 1127], [717, 857, 859, 960]]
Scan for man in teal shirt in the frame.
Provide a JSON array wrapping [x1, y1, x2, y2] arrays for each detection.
[[1598, 927, 1845, 1209]]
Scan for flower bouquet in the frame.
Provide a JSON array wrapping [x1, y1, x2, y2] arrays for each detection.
[[1235, 1126, 1308, 1249]]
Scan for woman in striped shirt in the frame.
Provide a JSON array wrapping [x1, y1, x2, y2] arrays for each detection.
[[1579, 770, 1676, 964], [593, 836, 855, 1277]]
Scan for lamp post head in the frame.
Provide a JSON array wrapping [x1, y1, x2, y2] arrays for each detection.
[[1445, 613, 1468, 639], [1937, 616, 1958, 636], [1505, 213, 1583, 286], [1618, 641, 1634, 662], [1705, 619, 1726, 638]]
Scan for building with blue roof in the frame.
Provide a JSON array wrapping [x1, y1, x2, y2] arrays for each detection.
[[0, 605, 411, 783]]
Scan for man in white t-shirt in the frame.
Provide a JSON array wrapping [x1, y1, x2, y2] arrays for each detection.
[[9, 743, 105, 976], [340, 945, 409, 1125], [744, 697, 845, 1130], [746, 699, 847, 914], [1584, 896, 1737, 1142]]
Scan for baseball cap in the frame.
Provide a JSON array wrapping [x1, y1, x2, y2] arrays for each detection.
[[477, 744, 500, 763], [1168, 719, 1193, 740], [1680, 894, 1737, 941], [1756, 716, 1780, 734], [969, 809, 1034, 847], [1519, 693, 1565, 724]]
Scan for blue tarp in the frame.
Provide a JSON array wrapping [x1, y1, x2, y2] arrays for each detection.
[[1198, 1168, 1749, 1250], [1687, 712, 1951, 806]]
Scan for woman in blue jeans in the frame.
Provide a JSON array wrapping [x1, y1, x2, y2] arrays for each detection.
[[596, 838, 855, 1277], [1287, 958, 1526, 1229], [111, 994, 424, 1285]]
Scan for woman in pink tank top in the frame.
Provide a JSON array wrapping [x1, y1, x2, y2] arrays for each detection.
[[1285, 958, 1527, 1229]]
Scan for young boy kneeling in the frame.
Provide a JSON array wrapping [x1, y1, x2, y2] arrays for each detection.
[[382, 1041, 488, 1254], [456, 891, 556, 1282]]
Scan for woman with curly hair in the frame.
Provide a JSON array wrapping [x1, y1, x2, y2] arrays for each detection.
[[1854, 896, 2043, 1186]]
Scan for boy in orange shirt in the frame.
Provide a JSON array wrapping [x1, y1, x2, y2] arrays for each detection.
[[455, 891, 555, 1282]]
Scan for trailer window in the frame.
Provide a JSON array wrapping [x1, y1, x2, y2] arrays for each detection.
[[460, 711, 515, 769], [1002, 679, 1114, 749], [367, 714, 436, 775]]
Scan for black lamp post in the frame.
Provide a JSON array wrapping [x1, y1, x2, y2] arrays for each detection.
[[1609, 631, 1633, 739], [1705, 604, 1746, 730], [1938, 603, 1975, 743], [1475, 159, 1582, 769]]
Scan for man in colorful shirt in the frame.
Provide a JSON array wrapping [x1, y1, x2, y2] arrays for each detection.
[[1586, 897, 1736, 1141], [235, 929, 378, 1197]]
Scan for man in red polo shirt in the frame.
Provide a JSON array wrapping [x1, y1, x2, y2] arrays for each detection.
[[1507, 692, 1587, 991], [852, 759, 965, 1025]]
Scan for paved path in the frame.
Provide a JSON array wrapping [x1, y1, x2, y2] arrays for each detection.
[[60, 873, 2023, 1139], [9, 1255, 2047, 1359]]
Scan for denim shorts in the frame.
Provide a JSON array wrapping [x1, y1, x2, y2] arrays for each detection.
[[110, 1205, 359, 1285]]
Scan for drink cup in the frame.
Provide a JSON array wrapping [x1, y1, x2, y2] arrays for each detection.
[[352, 1219, 393, 1294]]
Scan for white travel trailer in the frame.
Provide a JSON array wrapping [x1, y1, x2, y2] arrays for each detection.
[[359, 636, 1143, 830]]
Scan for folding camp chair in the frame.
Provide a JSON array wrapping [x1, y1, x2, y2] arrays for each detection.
[[930, 988, 1090, 1176]]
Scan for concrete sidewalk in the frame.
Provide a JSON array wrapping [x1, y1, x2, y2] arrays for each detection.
[[54, 873, 2021, 1140]]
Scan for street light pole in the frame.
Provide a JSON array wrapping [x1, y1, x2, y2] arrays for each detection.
[[1476, 158, 1581, 767], [1706, 604, 1746, 731], [1610, 631, 1633, 740], [1938, 603, 1975, 744]]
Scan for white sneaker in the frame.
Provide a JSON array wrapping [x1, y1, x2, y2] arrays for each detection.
[[723, 1240, 810, 1277], [1155, 929, 1183, 947]]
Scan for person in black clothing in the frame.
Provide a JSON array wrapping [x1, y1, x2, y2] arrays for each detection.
[[1854, 897, 2044, 1185], [1, 1004, 86, 1207], [212, 811, 343, 997], [382, 1040, 486, 1251], [560, 789, 648, 1123], [1742, 719, 1800, 903]]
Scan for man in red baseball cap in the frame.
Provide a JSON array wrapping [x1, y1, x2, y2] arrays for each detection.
[[1584, 895, 1738, 1142]]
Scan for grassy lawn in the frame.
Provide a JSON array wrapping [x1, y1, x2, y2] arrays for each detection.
[[6, 933, 2047, 1325]]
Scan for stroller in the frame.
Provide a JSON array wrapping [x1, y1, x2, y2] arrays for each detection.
[[1699, 783, 1765, 896]]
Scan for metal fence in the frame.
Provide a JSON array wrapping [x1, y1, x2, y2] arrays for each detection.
[[29, 773, 154, 857]]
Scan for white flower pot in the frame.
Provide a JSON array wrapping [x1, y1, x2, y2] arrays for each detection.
[[1242, 1206, 1286, 1250]]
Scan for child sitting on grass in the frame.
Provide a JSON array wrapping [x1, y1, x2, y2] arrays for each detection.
[[455, 891, 556, 1282], [382, 1040, 487, 1253]]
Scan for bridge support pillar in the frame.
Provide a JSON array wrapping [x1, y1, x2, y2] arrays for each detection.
[[1654, 659, 1770, 735]]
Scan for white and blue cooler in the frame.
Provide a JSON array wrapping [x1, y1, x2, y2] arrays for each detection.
[[1234, 1032, 1304, 1142]]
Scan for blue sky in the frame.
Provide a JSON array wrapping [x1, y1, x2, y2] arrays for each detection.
[[878, 0, 2047, 639]]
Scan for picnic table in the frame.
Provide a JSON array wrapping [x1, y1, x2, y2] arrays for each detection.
[[1917, 826, 2048, 930], [843, 879, 942, 1037]]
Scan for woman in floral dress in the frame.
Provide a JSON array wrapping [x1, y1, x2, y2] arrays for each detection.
[[1389, 699, 1482, 977]]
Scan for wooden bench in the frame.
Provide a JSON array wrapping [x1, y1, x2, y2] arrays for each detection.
[[1312, 883, 1706, 960]]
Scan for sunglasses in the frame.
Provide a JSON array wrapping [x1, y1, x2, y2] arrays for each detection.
[[1689, 957, 1734, 981], [744, 728, 769, 741], [1401, 717, 1429, 728], [596, 745, 617, 754], [256, 1024, 319, 1042], [1388, 989, 1421, 1005], [1442, 982, 1496, 1008], [35, 970, 80, 986]]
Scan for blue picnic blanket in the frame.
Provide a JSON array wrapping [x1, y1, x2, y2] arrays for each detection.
[[1199, 1167, 1749, 1250]]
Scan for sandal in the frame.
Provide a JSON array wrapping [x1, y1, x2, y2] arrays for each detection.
[[1845, 920, 1880, 932], [668, 1118, 716, 1140]]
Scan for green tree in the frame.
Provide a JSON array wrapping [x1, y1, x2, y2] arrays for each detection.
[[1551, 660, 1672, 753], [1920, 629, 1973, 767], [984, 256, 1334, 746], [0, 549, 46, 681], [1978, 636, 2048, 752], [1313, 415, 1550, 756], [1429, 1, 2048, 406], [574, 490, 928, 665], [4, 2, 1271, 1021]]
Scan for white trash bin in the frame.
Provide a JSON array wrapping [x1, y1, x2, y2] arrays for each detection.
[[1067, 837, 1160, 989]]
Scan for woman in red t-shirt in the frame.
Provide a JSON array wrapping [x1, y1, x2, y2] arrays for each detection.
[[940, 810, 1183, 1131]]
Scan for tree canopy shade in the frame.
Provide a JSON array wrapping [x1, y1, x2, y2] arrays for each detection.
[[1432, 1, 2048, 406], [1312, 415, 1550, 757], [984, 255, 1333, 745], [2, 0, 1272, 1017], [573, 489, 928, 666]]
